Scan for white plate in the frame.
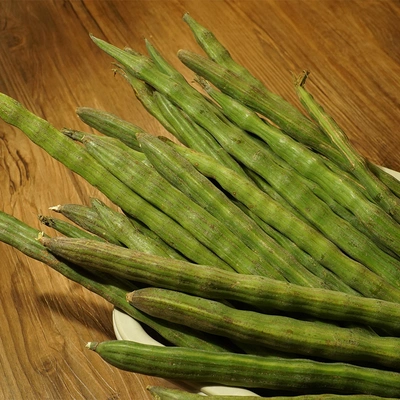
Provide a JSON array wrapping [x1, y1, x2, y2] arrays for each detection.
[[113, 166, 400, 397]]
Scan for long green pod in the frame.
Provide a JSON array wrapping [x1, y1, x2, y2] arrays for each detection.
[[0, 93, 233, 269], [301, 163, 399, 258], [117, 66, 179, 137], [79, 132, 283, 278], [153, 91, 248, 178], [200, 80, 370, 202], [62, 128, 146, 159], [182, 15, 332, 147], [90, 36, 400, 259], [243, 167, 308, 223], [203, 81, 400, 258], [147, 386, 398, 400], [75, 107, 143, 151], [90, 36, 232, 130], [123, 45, 209, 105], [38, 214, 107, 242], [296, 74, 400, 223], [0, 213, 132, 296], [39, 237, 400, 334], [49, 203, 121, 245], [87, 340, 400, 396], [177, 49, 400, 199], [145, 39, 188, 85], [244, 134, 371, 243], [62, 128, 151, 167], [122, 44, 224, 129], [246, 170, 292, 211], [319, 154, 373, 201], [244, 151, 367, 252], [125, 214, 188, 261], [182, 14, 400, 198], [177, 49, 343, 163], [61, 131, 228, 264], [165, 141, 400, 300], [0, 211, 231, 353], [128, 287, 400, 369], [138, 132, 328, 288], [183, 14, 263, 86], [81, 54, 245, 182], [90, 198, 181, 259], [89, 37, 256, 138], [166, 127, 400, 279], [38, 215, 125, 287], [232, 202, 359, 295]]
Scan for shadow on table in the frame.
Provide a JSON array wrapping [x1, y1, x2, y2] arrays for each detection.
[[36, 290, 116, 338]]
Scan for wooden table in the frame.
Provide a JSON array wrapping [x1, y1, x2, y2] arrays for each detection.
[[1, 1, 399, 399]]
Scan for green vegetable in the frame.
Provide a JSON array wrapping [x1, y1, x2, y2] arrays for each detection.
[[86, 340, 400, 396], [90, 35, 400, 259], [124, 214, 188, 261], [38, 214, 107, 242], [1, 17, 400, 398], [62, 127, 151, 168], [243, 166, 309, 222], [176, 45, 400, 200], [177, 49, 340, 163], [145, 39, 188, 85], [134, 39, 249, 177], [119, 42, 221, 127], [295, 72, 400, 224], [164, 141, 400, 299], [181, 14, 400, 198], [90, 198, 182, 258], [201, 78, 400, 257], [38, 236, 400, 334], [77, 129, 282, 278], [181, 14, 332, 156], [0, 93, 231, 269], [153, 91, 247, 177], [369, 163, 400, 198], [117, 65, 180, 137], [233, 202, 359, 295], [62, 127, 145, 158], [138, 132, 326, 288], [128, 287, 400, 369], [0, 210, 231, 352], [49, 202, 122, 245], [75, 107, 143, 151], [66, 128, 235, 269]]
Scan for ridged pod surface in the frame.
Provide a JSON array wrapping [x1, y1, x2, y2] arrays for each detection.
[[87, 340, 400, 396]]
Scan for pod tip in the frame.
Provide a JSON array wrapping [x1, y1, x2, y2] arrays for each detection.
[[86, 341, 99, 351], [49, 205, 61, 212], [36, 231, 49, 245]]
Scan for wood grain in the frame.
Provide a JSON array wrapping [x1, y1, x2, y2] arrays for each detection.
[[0, 1, 399, 399]]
